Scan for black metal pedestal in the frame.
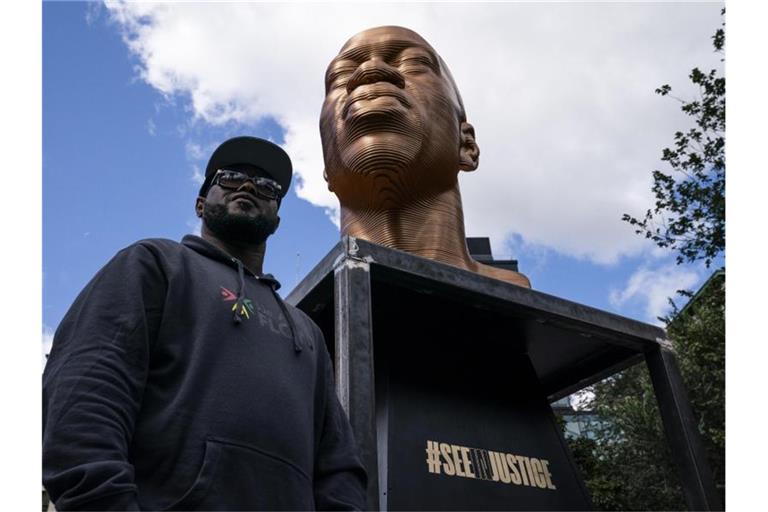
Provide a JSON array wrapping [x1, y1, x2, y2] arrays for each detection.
[[287, 237, 721, 511]]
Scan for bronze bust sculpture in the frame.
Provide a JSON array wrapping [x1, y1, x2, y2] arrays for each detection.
[[320, 26, 531, 288]]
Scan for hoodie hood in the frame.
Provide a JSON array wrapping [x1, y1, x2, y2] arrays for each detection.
[[181, 235, 302, 352], [181, 235, 281, 290]]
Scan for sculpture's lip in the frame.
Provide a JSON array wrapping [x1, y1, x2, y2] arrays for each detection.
[[343, 83, 411, 119]]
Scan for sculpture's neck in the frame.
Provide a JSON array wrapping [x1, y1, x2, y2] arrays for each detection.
[[340, 184, 478, 271]]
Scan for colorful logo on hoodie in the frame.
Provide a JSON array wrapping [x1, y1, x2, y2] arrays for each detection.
[[220, 286, 254, 320]]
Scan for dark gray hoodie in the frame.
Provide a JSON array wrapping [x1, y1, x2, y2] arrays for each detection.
[[43, 235, 367, 511]]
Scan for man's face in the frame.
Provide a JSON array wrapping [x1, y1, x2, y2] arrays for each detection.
[[196, 164, 281, 245], [320, 26, 466, 205]]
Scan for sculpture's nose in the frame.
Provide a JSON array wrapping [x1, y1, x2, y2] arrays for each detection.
[[346, 57, 405, 94]]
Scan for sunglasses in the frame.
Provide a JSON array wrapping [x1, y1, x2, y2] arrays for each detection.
[[211, 169, 283, 200]]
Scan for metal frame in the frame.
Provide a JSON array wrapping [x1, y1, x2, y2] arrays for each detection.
[[331, 237, 380, 509], [646, 346, 722, 510], [287, 237, 721, 511]]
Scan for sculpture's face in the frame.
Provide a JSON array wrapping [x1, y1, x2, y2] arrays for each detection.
[[320, 26, 465, 207]]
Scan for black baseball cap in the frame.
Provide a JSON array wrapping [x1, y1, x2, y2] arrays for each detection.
[[199, 136, 292, 197]]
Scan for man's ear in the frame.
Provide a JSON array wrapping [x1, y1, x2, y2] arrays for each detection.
[[195, 196, 205, 218], [323, 168, 334, 192], [458, 121, 479, 172]]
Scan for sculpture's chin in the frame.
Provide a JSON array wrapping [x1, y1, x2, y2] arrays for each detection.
[[341, 131, 422, 177], [335, 106, 423, 173], [324, 131, 421, 210]]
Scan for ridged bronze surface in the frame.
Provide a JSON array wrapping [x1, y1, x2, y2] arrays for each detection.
[[320, 26, 530, 288]]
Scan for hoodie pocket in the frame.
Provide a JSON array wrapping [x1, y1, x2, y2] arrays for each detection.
[[165, 436, 314, 511]]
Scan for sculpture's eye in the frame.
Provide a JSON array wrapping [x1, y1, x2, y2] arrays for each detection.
[[394, 49, 438, 74]]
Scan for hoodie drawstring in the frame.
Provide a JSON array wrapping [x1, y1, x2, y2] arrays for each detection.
[[231, 257, 304, 353], [273, 289, 302, 353], [233, 259, 247, 324]]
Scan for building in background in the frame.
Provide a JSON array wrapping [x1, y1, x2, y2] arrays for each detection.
[[466, 237, 519, 272], [551, 396, 604, 440]]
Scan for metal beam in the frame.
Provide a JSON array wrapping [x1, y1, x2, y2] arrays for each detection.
[[333, 243, 379, 510], [646, 347, 722, 511]]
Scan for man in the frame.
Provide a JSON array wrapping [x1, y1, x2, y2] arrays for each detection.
[[43, 136, 367, 511], [320, 26, 531, 288]]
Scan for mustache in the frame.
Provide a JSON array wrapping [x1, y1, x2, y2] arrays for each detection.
[[229, 191, 260, 203]]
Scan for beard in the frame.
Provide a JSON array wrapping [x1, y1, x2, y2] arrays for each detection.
[[202, 202, 279, 245]]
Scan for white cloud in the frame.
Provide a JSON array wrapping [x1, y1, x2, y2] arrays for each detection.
[[609, 265, 700, 324], [42, 325, 54, 371], [103, 1, 723, 264], [186, 142, 210, 186], [190, 165, 205, 186], [84, 1, 103, 26], [185, 141, 205, 160], [186, 217, 202, 237]]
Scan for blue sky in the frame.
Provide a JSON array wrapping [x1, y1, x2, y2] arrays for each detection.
[[42, 2, 725, 354], [43, 3, 341, 331], [11, 2, 764, 507]]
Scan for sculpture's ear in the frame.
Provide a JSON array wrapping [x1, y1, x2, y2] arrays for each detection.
[[323, 167, 334, 191], [459, 121, 479, 172]]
